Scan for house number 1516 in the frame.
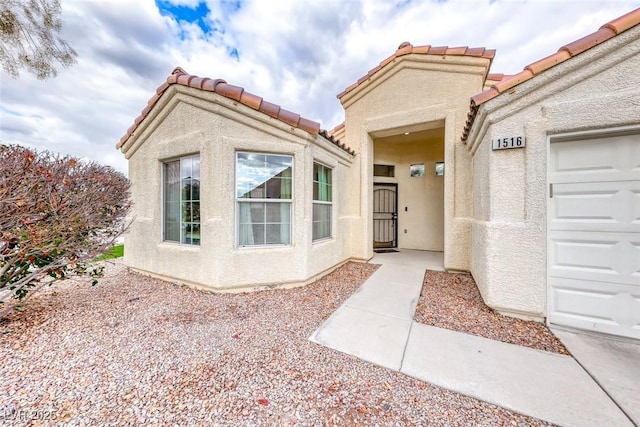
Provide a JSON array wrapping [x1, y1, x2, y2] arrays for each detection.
[[492, 136, 525, 150]]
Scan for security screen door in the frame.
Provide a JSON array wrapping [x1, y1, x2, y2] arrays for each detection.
[[373, 184, 398, 248]]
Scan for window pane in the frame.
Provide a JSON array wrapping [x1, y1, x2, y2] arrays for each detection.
[[181, 157, 192, 179], [164, 161, 180, 242], [313, 203, 331, 240], [192, 202, 200, 222], [238, 202, 265, 224], [164, 156, 200, 245], [182, 178, 192, 200], [265, 202, 282, 222], [191, 224, 200, 245], [192, 157, 200, 179], [374, 164, 394, 177], [236, 153, 293, 246], [191, 180, 200, 201], [237, 152, 267, 198], [266, 224, 284, 244], [239, 224, 264, 246]]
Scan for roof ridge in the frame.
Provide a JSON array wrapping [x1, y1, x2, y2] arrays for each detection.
[[117, 68, 353, 155], [337, 42, 496, 99]]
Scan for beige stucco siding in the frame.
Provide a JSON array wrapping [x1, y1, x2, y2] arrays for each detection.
[[123, 86, 352, 291], [467, 25, 640, 319], [340, 54, 491, 269]]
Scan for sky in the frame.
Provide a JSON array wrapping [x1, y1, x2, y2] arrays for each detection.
[[1, 0, 638, 175]]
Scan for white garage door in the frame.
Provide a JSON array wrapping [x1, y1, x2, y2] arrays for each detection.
[[548, 133, 640, 339]]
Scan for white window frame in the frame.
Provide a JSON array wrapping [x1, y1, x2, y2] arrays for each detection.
[[235, 151, 293, 247], [312, 161, 333, 242], [162, 154, 201, 245]]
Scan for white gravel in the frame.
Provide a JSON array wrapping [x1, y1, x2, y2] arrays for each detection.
[[0, 261, 554, 426]]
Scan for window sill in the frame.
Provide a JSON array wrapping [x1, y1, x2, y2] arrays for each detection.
[[312, 236, 334, 245]]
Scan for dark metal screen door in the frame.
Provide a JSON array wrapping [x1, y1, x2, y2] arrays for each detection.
[[373, 184, 397, 248]]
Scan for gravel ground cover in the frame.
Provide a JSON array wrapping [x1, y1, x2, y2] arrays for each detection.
[[414, 271, 569, 355], [0, 261, 554, 426]]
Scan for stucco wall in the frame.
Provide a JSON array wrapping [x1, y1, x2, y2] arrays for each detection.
[[122, 86, 353, 291], [339, 54, 491, 269], [467, 25, 640, 319], [373, 130, 445, 250]]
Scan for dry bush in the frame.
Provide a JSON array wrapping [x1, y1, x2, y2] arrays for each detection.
[[0, 144, 130, 316]]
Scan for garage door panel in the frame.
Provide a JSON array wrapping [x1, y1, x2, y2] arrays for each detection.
[[548, 277, 640, 339], [549, 132, 640, 340], [549, 231, 640, 285], [549, 181, 640, 232], [549, 134, 640, 183]]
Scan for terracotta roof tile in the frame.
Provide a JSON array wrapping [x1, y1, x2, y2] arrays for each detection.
[[328, 122, 345, 135], [338, 43, 496, 99], [603, 7, 640, 33], [524, 51, 571, 76], [278, 109, 301, 128], [298, 117, 321, 134], [470, 8, 640, 108], [463, 7, 640, 142], [318, 129, 355, 155], [240, 91, 263, 110], [215, 82, 244, 101], [155, 82, 169, 94], [411, 45, 431, 54], [396, 44, 413, 56], [444, 46, 469, 55], [485, 73, 509, 82], [466, 47, 487, 57], [116, 67, 354, 155], [491, 69, 534, 94], [560, 27, 616, 56], [258, 100, 280, 118]]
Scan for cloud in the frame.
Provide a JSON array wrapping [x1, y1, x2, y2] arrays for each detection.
[[0, 0, 638, 175]]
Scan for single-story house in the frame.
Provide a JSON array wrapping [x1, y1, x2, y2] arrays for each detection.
[[117, 8, 640, 340]]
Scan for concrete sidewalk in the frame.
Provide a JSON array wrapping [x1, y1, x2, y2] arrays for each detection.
[[310, 251, 636, 427]]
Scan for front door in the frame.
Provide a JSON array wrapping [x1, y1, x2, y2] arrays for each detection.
[[373, 184, 398, 248]]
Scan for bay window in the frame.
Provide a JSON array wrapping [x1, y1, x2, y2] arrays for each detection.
[[313, 162, 332, 241], [236, 152, 292, 246]]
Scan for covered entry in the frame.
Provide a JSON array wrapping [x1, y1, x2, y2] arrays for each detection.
[[548, 132, 640, 339], [372, 127, 445, 252]]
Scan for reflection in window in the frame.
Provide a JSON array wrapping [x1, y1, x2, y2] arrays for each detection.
[[164, 155, 200, 245], [313, 162, 332, 241], [236, 152, 292, 246]]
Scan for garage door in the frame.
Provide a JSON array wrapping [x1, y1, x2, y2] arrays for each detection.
[[548, 133, 640, 339]]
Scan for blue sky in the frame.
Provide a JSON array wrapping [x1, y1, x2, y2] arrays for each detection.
[[1, 0, 638, 174], [157, 1, 214, 34]]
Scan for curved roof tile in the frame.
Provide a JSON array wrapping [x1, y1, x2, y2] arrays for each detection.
[[117, 68, 354, 155], [337, 43, 496, 99], [462, 7, 640, 142]]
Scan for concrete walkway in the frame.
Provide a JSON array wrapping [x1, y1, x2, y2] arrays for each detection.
[[310, 250, 636, 427]]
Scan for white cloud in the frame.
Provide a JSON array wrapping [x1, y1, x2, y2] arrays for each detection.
[[1, 0, 638, 175]]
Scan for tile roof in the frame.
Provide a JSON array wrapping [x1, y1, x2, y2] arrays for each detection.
[[462, 8, 640, 142], [468, 8, 640, 110], [337, 43, 496, 99], [327, 122, 345, 136], [117, 67, 354, 155]]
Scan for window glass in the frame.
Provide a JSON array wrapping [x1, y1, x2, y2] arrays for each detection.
[[237, 153, 292, 246], [374, 164, 395, 177], [164, 155, 200, 245], [313, 163, 332, 241]]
